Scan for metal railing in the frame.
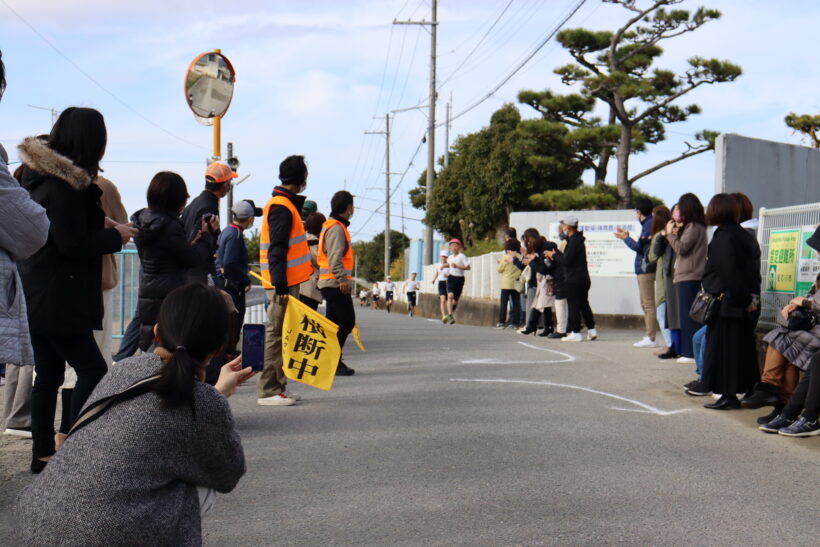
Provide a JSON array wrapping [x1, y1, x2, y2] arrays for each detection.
[[112, 250, 139, 339], [757, 203, 820, 329]]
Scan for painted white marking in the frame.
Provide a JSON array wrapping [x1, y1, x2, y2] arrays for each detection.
[[461, 341, 576, 364], [449, 378, 691, 416]]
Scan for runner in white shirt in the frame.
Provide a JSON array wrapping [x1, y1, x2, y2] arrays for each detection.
[[432, 250, 450, 322], [371, 283, 381, 309], [445, 238, 471, 324], [383, 276, 396, 313], [359, 288, 368, 307], [405, 272, 421, 317]]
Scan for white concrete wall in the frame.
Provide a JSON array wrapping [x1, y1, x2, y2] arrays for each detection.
[[715, 133, 820, 211]]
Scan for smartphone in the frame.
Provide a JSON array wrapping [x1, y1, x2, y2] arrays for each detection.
[[242, 324, 265, 372]]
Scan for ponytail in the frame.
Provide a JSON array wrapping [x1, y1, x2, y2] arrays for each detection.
[[149, 285, 230, 411], [152, 347, 198, 410]]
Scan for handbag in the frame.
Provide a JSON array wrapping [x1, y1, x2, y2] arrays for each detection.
[[787, 308, 817, 332], [689, 287, 723, 325]]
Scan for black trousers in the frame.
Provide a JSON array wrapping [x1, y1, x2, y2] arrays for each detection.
[[114, 307, 141, 362], [565, 283, 595, 333], [321, 287, 356, 362], [783, 353, 820, 422], [499, 289, 521, 325], [30, 332, 108, 459], [299, 294, 321, 311]]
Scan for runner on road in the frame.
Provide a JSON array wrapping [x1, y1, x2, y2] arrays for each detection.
[[371, 283, 381, 309], [405, 272, 421, 317], [383, 276, 396, 313], [445, 239, 471, 324], [432, 250, 450, 322], [359, 288, 369, 307]]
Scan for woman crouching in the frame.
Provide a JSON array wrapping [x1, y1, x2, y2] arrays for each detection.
[[15, 284, 252, 546]]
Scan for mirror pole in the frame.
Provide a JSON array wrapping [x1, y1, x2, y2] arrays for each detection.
[[213, 115, 221, 161]]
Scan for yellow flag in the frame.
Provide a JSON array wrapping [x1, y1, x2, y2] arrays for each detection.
[[249, 270, 274, 289], [352, 324, 366, 352], [282, 296, 341, 390]]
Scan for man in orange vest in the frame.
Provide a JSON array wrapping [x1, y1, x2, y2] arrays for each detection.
[[317, 190, 356, 376], [257, 155, 314, 406]]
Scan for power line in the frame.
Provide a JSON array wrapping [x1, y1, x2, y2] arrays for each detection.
[[445, 0, 588, 127], [437, 0, 515, 90], [1, 0, 207, 152]]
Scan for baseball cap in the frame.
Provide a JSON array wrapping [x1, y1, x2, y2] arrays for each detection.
[[439, 249, 449, 257], [449, 238, 462, 246], [233, 199, 263, 220], [302, 200, 318, 215], [561, 214, 579, 227], [206, 162, 238, 184]]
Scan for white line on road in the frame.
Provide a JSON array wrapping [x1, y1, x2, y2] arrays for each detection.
[[449, 378, 691, 416], [461, 341, 575, 364]]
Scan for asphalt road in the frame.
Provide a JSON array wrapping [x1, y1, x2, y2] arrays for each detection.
[[2, 308, 818, 545]]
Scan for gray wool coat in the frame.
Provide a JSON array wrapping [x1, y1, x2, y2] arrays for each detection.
[[762, 287, 820, 371], [0, 143, 49, 365], [15, 353, 247, 546]]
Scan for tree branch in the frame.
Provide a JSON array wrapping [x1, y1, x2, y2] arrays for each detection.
[[628, 142, 711, 184], [607, 0, 668, 71], [633, 78, 710, 124]]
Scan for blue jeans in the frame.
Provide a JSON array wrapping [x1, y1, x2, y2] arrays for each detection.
[[656, 302, 672, 347], [693, 325, 708, 380]]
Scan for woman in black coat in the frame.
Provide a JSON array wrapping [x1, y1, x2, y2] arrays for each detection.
[[132, 172, 217, 350], [700, 193, 762, 410], [17, 109, 134, 473]]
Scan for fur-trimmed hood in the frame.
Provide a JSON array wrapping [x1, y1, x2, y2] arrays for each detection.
[[17, 136, 93, 192]]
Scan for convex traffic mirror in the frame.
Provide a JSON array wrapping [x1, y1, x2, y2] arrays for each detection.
[[185, 51, 236, 118]]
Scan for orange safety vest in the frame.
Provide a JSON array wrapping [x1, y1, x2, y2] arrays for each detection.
[[317, 218, 354, 281], [260, 195, 313, 288]]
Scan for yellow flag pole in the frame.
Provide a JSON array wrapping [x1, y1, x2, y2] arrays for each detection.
[[249, 270, 274, 290]]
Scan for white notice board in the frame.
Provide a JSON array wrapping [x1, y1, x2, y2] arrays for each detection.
[[547, 221, 641, 278]]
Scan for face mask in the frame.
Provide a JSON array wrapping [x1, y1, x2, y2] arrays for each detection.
[[672, 210, 681, 222], [558, 231, 568, 241]]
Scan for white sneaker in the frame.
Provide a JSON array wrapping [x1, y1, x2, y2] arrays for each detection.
[[283, 390, 302, 401], [4, 428, 32, 438], [633, 336, 658, 348], [257, 393, 296, 406], [677, 356, 696, 364], [587, 328, 598, 341], [561, 332, 583, 342]]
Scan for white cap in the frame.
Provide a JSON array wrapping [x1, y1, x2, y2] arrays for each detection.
[[561, 214, 579, 227]]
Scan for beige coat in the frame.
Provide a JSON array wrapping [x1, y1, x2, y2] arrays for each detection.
[[96, 176, 128, 291], [497, 253, 521, 290], [299, 233, 322, 302]]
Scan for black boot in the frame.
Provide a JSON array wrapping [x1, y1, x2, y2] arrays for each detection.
[[740, 382, 779, 409], [757, 404, 785, 425]]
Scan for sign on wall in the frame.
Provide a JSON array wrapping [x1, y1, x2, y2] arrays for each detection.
[[766, 229, 800, 293], [547, 221, 641, 278], [796, 225, 820, 296]]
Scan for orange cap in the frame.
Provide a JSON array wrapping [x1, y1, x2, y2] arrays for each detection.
[[206, 162, 238, 184]]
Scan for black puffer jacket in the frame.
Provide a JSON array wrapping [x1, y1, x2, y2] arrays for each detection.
[[17, 137, 122, 335], [132, 208, 215, 348], [702, 223, 761, 318]]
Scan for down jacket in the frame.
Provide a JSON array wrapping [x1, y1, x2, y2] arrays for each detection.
[[0, 144, 49, 365], [132, 208, 215, 349], [17, 137, 122, 336]]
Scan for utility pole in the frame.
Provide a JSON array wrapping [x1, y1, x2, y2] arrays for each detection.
[[444, 95, 452, 167], [395, 0, 437, 265], [27, 104, 61, 127], [365, 113, 392, 278]]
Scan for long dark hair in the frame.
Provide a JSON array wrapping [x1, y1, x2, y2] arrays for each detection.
[[650, 205, 671, 237], [147, 171, 189, 215], [152, 285, 229, 409], [49, 107, 107, 178], [677, 193, 705, 228]]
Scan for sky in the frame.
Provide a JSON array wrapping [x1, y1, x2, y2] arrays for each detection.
[[2, 0, 818, 243]]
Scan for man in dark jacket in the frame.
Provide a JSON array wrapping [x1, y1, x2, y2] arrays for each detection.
[[216, 199, 261, 334], [257, 156, 313, 407], [615, 197, 658, 348], [561, 214, 596, 342], [181, 162, 237, 285]]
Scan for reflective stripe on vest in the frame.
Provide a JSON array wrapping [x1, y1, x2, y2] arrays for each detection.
[[317, 218, 354, 281], [259, 195, 314, 287]]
